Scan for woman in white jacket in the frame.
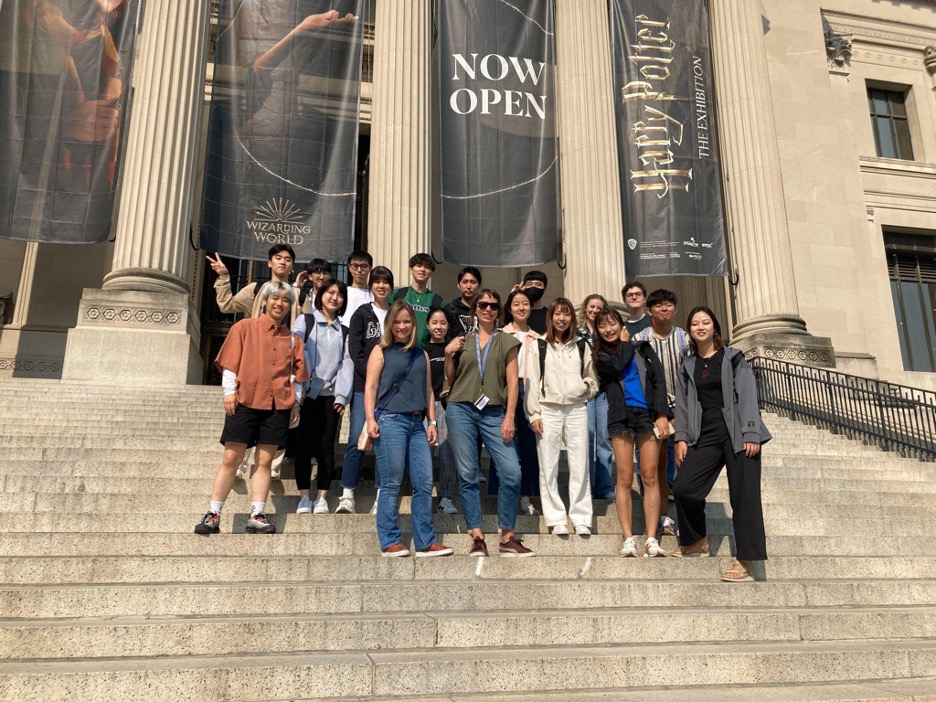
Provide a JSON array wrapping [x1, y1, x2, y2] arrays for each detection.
[[525, 298, 599, 535]]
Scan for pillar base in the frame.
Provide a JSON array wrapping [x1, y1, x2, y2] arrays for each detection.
[[62, 288, 202, 386], [731, 329, 836, 368]]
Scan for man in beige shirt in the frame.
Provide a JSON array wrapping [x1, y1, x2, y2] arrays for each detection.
[[207, 243, 305, 322]]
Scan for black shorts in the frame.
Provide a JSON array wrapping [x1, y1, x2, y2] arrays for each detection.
[[608, 407, 655, 439], [219, 404, 290, 449]]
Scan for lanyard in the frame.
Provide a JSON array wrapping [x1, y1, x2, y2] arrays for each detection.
[[476, 331, 494, 390]]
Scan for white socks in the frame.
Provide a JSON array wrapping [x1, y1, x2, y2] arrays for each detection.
[[209, 501, 224, 514], [341, 487, 355, 499], [250, 501, 265, 516]]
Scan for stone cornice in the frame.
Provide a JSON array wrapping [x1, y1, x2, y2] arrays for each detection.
[[823, 9, 936, 49]]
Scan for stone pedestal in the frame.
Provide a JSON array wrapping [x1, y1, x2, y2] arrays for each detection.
[[555, 0, 626, 306], [710, 0, 834, 366], [63, 289, 201, 385], [367, 0, 431, 277], [62, 0, 210, 384]]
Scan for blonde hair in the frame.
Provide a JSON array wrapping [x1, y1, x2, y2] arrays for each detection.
[[579, 294, 607, 324], [380, 301, 419, 350]]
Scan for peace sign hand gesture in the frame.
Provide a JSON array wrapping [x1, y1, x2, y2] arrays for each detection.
[[206, 252, 228, 277]]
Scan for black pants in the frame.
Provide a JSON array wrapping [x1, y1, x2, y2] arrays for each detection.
[[672, 409, 767, 561], [295, 396, 342, 491]]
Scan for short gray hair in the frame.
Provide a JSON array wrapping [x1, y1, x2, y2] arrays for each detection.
[[258, 281, 296, 307]]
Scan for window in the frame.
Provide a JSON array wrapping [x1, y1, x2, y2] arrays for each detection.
[[868, 88, 914, 160], [886, 231, 936, 372]]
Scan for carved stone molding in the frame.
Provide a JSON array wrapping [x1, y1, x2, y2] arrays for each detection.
[[823, 10, 936, 50], [83, 305, 184, 328], [0, 356, 64, 378], [762, 346, 835, 366], [825, 28, 853, 73], [925, 46, 936, 77]]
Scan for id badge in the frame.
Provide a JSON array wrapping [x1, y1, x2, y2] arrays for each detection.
[[474, 393, 490, 410]]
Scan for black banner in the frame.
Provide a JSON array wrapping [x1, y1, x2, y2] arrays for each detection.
[[0, 0, 141, 243], [608, 0, 728, 276], [201, 0, 364, 262], [437, 0, 559, 267]]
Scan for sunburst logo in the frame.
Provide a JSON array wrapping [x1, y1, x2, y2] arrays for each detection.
[[246, 198, 310, 243], [255, 199, 304, 224]]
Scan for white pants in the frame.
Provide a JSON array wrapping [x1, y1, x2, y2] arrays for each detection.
[[536, 403, 592, 528]]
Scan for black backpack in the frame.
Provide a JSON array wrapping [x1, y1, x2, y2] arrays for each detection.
[[536, 337, 588, 397]]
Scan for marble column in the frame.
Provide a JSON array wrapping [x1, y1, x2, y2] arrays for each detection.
[[555, 0, 627, 307], [367, 0, 431, 280], [63, 0, 209, 384], [710, 0, 834, 365]]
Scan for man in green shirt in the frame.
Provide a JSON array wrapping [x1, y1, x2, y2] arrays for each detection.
[[393, 252, 444, 346]]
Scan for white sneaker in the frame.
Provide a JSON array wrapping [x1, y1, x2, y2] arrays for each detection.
[[296, 496, 313, 514], [313, 498, 330, 514], [551, 523, 569, 536], [519, 496, 539, 516], [336, 495, 355, 514], [620, 536, 639, 557], [235, 467, 246, 480], [270, 465, 281, 480], [574, 524, 591, 536], [369, 489, 380, 515], [644, 536, 668, 558], [438, 497, 459, 515]]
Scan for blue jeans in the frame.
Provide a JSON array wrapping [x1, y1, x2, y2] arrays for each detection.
[[488, 385, 539, 496], [588, 393, 615, 496], [373, 413, 436, 551], [341, 391, 382, 490], [446, 402, 522, 532]]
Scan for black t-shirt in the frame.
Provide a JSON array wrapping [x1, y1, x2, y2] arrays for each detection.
[[425, 342, 447, 399], [695, 348, 725, 410], [528, 307, 547, 335]]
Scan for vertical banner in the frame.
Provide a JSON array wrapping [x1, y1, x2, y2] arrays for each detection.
[[438, 0, 559, 267], [201, 0, 364, 262], [608, 0, 728, 276], [0, 0, 141, 243]]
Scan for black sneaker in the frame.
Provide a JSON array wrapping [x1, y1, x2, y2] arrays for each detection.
[[245, 513, 276, 534], [194, 511, 220, 535]]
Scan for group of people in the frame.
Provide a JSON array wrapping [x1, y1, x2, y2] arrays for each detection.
[[195, 244, 770, 582]]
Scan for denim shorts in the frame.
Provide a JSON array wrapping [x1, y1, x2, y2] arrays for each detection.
[[608, 407, 655, 439]]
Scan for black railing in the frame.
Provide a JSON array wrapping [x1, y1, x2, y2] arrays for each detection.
[[750, 356, 936, 461]]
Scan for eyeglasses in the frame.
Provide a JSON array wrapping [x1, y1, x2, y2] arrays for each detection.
[[477, 301, 500, 311], [348, 263, 370, 271], [625, 292, 644, 299]]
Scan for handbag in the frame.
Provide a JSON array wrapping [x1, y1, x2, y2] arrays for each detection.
[[357, 349, 420, 453]]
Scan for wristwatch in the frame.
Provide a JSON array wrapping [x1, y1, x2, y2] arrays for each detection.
[[428, 420, 438, 426]]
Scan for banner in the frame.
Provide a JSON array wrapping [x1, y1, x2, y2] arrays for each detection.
[[608, 0, 728, 277], [438, 0, 559, 267], [0, 0, 141, 244], [201, 0, 364, 262]]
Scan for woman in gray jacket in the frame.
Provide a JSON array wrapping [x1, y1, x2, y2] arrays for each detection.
[[673, 307, 770, 582]]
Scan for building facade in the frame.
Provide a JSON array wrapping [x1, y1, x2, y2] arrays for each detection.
[[0, 0, 934, 389]]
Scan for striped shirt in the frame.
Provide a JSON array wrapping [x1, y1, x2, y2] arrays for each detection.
[[634, 326, 691, 408]]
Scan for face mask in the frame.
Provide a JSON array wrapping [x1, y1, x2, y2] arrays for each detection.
[[524, 286, 545, 303]]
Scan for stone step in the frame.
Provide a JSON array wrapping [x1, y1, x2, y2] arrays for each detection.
[[2, 606, 934, 660], [0, 529, 923, 557], [5, 578, 936, 619], [2, 554, 934, 585], [2, 640, 935, 700]]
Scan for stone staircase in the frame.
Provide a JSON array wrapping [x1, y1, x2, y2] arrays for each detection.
[[2, 378, 936, 701]]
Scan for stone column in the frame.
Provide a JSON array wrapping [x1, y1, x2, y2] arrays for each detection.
[[710, 0, 834, 365], [555, 0, 627, 307], [366, 0, 431, 279], [63, 0, 209, 384]]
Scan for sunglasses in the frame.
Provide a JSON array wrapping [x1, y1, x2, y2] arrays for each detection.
[[476, 301, 500, 311]]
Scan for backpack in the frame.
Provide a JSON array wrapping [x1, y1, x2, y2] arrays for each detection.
[[393, 287, 444, 311], [303, 313, 348, 353], [536, 337, 588, 397]]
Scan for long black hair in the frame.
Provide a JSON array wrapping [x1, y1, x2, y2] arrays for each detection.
[[592, 306, 626, 359], [685, 306, 724, 355]]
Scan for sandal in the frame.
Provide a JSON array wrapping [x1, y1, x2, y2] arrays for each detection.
[[721, 560, 753, 582], [672, 538, 709, 558]]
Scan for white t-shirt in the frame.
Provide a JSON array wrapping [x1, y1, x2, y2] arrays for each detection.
[[341, 286, 374, 327], [512, 330, 531, 379], [373, 304, 388, 333]]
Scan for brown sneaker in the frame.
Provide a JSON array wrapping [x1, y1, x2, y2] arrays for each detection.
[[499, 536, 535, 558], [381, 543, 411, 558], [468, 536, 488, 557], [416, 542, 454, 558], [672, 538, 709, 558]]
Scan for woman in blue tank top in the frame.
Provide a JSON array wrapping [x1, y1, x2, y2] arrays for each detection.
[[364, 301, 453, 558]]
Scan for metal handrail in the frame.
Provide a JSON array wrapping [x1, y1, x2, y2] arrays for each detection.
[[749, 356, 936, 461]]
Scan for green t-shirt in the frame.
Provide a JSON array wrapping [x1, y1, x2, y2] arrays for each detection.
[[393, 287, 442, 346], [448, 330, 521, 408]]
